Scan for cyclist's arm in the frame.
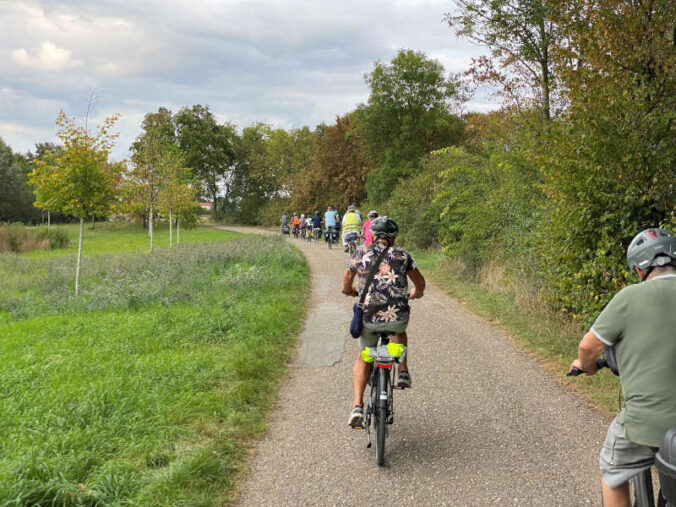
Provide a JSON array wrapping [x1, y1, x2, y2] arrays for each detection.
[[570, 331, 605, 375], [342, 269, 358, 296], [408, 268, 426, 299]]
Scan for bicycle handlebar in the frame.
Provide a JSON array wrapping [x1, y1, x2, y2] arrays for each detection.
[[567, 358, 608, 377]]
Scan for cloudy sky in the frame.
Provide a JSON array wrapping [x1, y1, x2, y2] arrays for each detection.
[[0, 0, 497, 159]]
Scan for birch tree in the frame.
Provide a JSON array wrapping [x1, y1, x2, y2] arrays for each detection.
[[157, 147, 196, 247], [29, 111, 121, 295]]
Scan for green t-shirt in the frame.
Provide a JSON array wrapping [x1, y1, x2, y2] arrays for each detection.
[[591, 272, 676, 447]]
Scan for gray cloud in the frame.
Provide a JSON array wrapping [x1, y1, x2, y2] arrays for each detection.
[[0, 0, 498, 158]]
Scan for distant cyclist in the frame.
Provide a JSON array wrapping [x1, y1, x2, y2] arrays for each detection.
[[291, 213, 300, 237], [342, 217, 426, 428], [341, 204, 362, 252], [312, 211, 322, 239], [299, 213, 306, 237], [362, 210, 378, 246], [324, 206, 337, 244], [280, 211, 289, 234], [568, 228, 676, 507]]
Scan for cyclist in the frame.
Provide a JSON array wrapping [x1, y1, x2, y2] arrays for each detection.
[[362, 210, 378, 246], [299, 213, 306, 238], [305, 214, 313, 240], [342, 216, 426, 428], [324, 206, 337, 244], [291, 213, 300, 237], [342, 204, 362, 252], [280, 211, 289, 234], [568, 228, 676, 507], [312, 211, 322, 240]]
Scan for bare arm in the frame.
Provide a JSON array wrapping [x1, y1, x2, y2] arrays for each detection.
[[342, 269, 358, 296], [408, 268, 426, 299], [569, 331, 606, 375]]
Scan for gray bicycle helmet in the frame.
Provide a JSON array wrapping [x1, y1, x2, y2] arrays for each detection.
[[370, 216, 399, 240], [626, 228, 676, 272], [367, 210, 378, 218]]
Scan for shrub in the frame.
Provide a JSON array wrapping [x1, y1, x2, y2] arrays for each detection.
[[0, 223, 70, 253]]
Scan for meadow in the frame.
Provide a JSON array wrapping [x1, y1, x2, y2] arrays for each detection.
[[0, 226, 309, 505]]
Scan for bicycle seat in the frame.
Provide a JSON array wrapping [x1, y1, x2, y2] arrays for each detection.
[[376, 331, 396, 339]]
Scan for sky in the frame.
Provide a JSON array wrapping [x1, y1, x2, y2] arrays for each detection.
[[0, 0, 498, 159]]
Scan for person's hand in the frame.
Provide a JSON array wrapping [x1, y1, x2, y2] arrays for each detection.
[[343, 288, 358, 297], [409, 288, 423, 300], [569, 358, 597, 376]]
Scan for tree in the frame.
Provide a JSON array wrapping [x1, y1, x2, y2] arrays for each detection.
[[356, 49, 463, 204], [445, 0, 560, 120], [174, 105, 237, 216], [127, 115, 174, 252], [30, 111, 121, 295], [156, 147, 196, 247], [0, 138, 42, 224], [292, 114, 368, 212], [538, 0, 676, 321]]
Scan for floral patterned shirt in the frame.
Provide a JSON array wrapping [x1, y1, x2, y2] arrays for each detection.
[[348, 242, 417, 324]]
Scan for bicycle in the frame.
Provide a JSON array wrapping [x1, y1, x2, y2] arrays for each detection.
[[358, 332, 407, 466], [313, 228, 321, 244], [325, 226, 335, 249], [568, 351, 676, 506], [344, 231, 360, 256], [292, 225, 299, 239]]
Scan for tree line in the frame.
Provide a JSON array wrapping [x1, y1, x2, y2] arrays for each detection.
[[0, 0, 673, 316]]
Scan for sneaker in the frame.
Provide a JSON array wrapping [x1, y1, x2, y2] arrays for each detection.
[[344, 247, 349, 252], [348, 405, 364, 428], [396, 371, 412, 389]]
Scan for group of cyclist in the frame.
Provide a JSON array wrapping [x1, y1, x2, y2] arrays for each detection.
[[284, 204, 676, 506], [281, 204, 379, 251]]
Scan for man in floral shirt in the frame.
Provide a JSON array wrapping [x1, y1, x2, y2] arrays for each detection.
[[342, 216, 426, 428]]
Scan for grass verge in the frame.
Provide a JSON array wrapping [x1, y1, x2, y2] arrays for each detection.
[[0, 235, 309, 505], [22, 222, 239, 258], [413, 250, 619, 417]]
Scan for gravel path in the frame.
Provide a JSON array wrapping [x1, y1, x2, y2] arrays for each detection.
[[216, 226, 609, 506]]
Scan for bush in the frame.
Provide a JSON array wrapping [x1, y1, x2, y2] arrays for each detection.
[[0, 223, 70, 253], [257, 197, 291, 227]]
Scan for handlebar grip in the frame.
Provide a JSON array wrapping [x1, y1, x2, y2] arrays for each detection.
[[566, 358, 609, 377]]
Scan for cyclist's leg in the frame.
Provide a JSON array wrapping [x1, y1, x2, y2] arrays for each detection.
[[353, 327, 379, 407], [601, 480, 629, 507], [393, 331, 408, 372], [600, 416, 657, 507]]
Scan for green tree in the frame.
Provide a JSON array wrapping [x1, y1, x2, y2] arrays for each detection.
[[174, 105, 237, 216], [539, 0, 676, 322], [29, 111, 121, 295], [445, 0, 560, 120], [156, 147, 197, 247], [357, 49, 463, 204], [0, 138, 42, 224]]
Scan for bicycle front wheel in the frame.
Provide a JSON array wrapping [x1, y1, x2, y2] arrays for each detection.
[[375, 367, 388, 466]]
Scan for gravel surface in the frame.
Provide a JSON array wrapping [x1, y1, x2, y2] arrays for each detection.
[[216, 226, 609, 506]]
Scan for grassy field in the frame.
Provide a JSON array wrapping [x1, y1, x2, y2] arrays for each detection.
[[0, 227, 309, 505], [413, 250, 620, 417], [23, 222, 240, 258]]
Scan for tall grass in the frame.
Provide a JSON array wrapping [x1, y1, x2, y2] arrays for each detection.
[[0, 223, 70, 253], [0, 235, 309, 505]]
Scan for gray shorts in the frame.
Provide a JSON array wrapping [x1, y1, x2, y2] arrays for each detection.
[[599, 416, 657, 489], [358, 320, 408, 349]]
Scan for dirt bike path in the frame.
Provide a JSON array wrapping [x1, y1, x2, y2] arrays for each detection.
[[216, 226, 608, 506]]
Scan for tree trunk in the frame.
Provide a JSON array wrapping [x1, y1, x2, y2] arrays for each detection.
[[47, 210, 51, 229], [169, 209, 173, 248], [177, 219, 180, 244], [149, 203, 154, 253], [75, 217, 84, 296], [90, 214, 95, 230]]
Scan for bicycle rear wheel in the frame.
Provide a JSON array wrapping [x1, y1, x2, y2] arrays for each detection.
[[375, 367, 388, 466]]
